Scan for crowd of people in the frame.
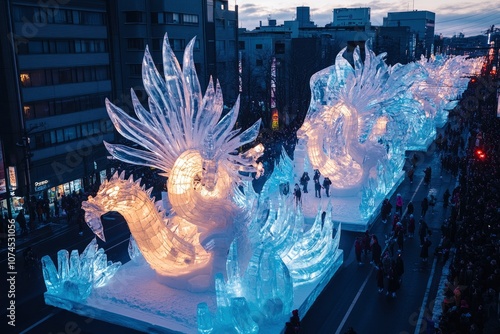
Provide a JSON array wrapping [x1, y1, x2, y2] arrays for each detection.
[[436, 99, 500, 333]]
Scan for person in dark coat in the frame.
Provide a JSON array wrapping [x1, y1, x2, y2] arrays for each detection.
[[420, 236, 432, 262], [370, 235, 382, 265], [300, 172, 310, 193], [419, 220, 428, 246], [314, 179, 322, 198], [406, 201, 414, 216], [408, 214, 416, 238], [354, 237, 363, 265], [376, 262, 385, 293], [381, 198, 392, 224], [387, 266, 400, 298], [16, 209, 29, 235], [293, 183, 301, 206], [443, 189, 450, 209], [421, 197, 429, 217], [322, 177, 332, 197]]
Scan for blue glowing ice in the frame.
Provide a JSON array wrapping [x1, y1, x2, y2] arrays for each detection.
[[41, 238, 121, 301]]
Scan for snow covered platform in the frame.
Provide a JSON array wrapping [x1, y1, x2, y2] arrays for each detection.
[[300, 171, 405, 232], [44, 249, 343, 334]]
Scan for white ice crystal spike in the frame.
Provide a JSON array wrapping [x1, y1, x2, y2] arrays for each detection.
[[57, 249, 70, 282], [41, 238, 121, 301], [182, 36, 203, 139], [69, 249, 80, 279], [161, 33, 186, 119], [41, 255, 60, 294], [197, 302, 214, 334], [197, 79, 224, 139], [128, 235, 145, 264], [230, 297, 259, 334]]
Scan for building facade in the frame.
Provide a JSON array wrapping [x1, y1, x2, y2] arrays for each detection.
[[0, 0, 239, 217], [383, 10, 435, 59], [0, 0, 114, 216]]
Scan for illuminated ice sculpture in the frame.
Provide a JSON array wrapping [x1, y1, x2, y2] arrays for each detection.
[[297, 44, 478, 223], [38, 33, 342, 333]]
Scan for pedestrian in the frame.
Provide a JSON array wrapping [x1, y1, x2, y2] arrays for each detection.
[[420, 236, 432, 262], [322, 177, 332, 197], [354, 237, 363, 265], [443, 189, 450, 209], [16, 209, 29, 235], [362, 231, 371, 260], [300, 172, 310, 193], [376, 262, 385, 293], [386, 265, 399, 298], [395, 194, 403, 216], [313, 169, 321, 182], [406, 201, 414, 216], [429, 194, 437, 214], [407, 166, 415, 183], [381, 198, 392, 224], [293, 183, 301, 206], [408, 214, 416, 238], [314, 179, 322, 198], [394, 250, 405, 285], [424, 166, 432, 185], [371, 235, 382, 265], [419, 220, 428, 246], [421, 197, 429, 217], [396, 228, 404, 252]]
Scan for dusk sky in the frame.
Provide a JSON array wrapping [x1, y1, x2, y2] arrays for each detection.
[[232, 0, 500, 37]]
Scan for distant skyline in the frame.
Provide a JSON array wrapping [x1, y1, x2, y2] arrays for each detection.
[[232, 0, 500, 37]]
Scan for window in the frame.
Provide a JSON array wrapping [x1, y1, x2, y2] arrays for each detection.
[[127, 38, 145, 50], [170, 39, 185, 51], [183, 14, 198, 24], [216, 40, 225, 55], [256, 59, 263, 66], [275, 42, 285, 54], [125, 11, 144, 23], [165, 12, 179, 24], [256, 44, 263, 49], [239, 41, 245, 50], [151, 38, 162, 51], [129, 64, 142, 77]]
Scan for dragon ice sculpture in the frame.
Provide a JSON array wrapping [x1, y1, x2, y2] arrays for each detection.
[[297, 44, 423, 195], [82, 34, 264, 290]]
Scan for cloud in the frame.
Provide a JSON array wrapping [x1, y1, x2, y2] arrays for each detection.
[[237, 1, 500, 37]]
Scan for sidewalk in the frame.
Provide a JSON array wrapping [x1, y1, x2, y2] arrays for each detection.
[[0, 216, 71, 252]]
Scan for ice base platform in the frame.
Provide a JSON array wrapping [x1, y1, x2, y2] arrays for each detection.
[[44, 250, 343, 334], [300, 171, 405, 232]]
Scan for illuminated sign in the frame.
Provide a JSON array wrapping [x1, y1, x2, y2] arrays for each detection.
[[272, 108, 279, 130], [8, 166, 17, 190], [35, 179, 49, 191]]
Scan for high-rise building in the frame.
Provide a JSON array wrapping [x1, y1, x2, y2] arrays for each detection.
[[0, 0, 239, 217], [0, 0, 114, 214], [383, 10, 435, 59]]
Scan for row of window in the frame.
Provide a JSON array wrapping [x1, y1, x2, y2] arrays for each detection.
[[150, 12, 198, 25], [23, 93, 109, 120], [30, 120, 113, 150], [238, 41, 285, 54], [18, 39, 108, 55], [126, 38, 200, 52], [13, 6, 106, 26], [20, 66, 110, 88]]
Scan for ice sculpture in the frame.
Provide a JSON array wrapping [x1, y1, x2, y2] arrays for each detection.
[[41, 238, 121, 301], [196, 150, 343, 332], [81, 33, 265, 291], [298, 44, 479, 222], [297, 44, 422, 195]]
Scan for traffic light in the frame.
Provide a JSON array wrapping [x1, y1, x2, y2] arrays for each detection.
[[474, 148, 486, 160]]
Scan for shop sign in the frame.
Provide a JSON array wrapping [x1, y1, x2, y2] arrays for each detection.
[[8, 166, 17, 190], [34, 179, 49, 192]]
